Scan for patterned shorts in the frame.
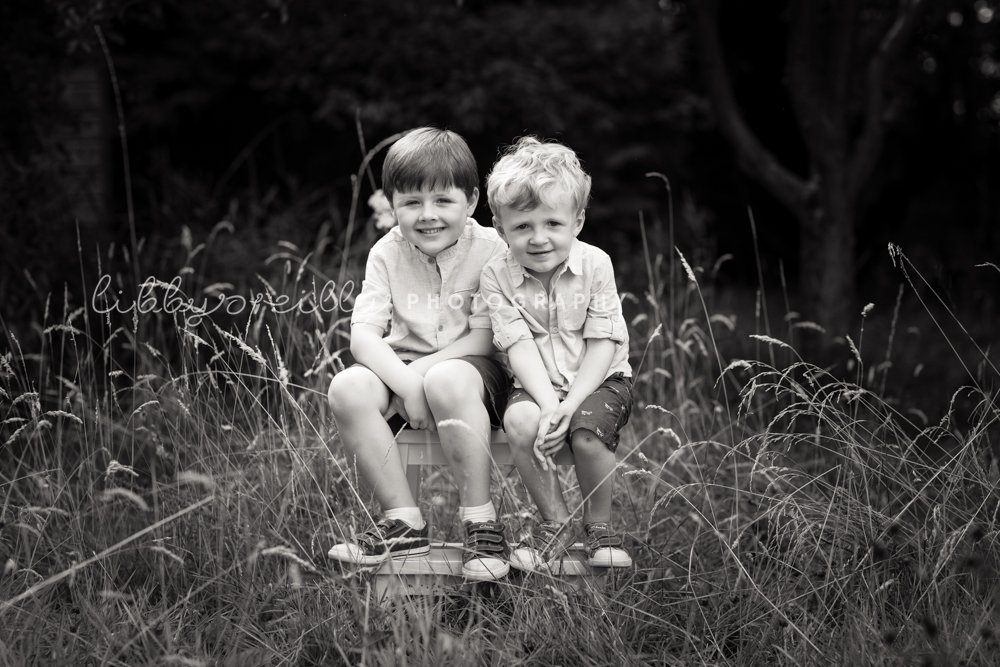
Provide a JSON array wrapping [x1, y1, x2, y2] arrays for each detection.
[[504, 373, 633, 452]]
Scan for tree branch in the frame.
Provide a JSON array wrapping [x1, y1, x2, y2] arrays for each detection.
[[830, 0, 859, 140], [691, 0, 813, 221], [785, 0, 838, 170], [848, 0, 930, 200]]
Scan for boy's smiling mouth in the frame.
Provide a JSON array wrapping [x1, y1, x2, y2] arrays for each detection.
[[417, 227, 445, 235]]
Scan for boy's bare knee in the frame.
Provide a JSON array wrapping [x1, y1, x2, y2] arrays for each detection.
[[423, 360, 481, 407], [327, 375, 354, 410], [504, 402, 541, 447], [327, 369, 378, 415], [571, 429, 606, 455]]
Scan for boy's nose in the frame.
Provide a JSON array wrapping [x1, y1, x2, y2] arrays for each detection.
[[419, 203, 438, 220]]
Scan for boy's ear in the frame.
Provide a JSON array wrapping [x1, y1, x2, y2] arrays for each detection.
[[492, 215, 506, 239], [572, 210, 586, 237], [466, 187, 480, 213]]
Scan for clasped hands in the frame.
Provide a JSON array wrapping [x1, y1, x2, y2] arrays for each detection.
[[533, 401, 576, 471], [381, 370, 435, 432]]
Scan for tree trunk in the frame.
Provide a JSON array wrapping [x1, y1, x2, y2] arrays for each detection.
[[691, 0, 929, 348], [61, 62, 111, 228], [800, 167, 856, 337]]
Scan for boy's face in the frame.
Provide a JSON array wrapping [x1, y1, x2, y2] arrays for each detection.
[[391, 185, 478, 257], [494, 185, 584, 282]]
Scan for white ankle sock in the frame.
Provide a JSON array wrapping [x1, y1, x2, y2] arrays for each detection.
[[385, 507, 425, 530], [459, 502, 497, 525]]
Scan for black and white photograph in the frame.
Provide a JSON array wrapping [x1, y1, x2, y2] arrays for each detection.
[[1, 1, 998, 664]]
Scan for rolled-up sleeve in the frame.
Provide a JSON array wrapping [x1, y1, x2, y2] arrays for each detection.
[[349, 249, 392, 332], [582, 254, 627, 343], [480, 264, 533, 350]]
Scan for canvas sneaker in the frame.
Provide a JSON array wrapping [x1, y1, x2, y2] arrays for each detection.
[[462, 520, 510, 581], [584, 522, 632, 568], [327, 518, 429, 566], [509, 520, 575, 572]]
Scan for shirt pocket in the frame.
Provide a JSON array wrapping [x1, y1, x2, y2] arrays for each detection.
[[559, 290, 590, 332], [447, 287, 475, 319]]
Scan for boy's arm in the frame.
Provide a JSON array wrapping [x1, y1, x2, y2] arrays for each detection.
[[348, 243, 437, 430], [540, 254, 626, 450], [351, 323, 435, 432], [479, 264, 561, 465], [560, 338, 616, 411], [507, 338, 564, 470], [537, 338, 615, 455], [406, 328, 496, 376], [507, 338, 560, 410]]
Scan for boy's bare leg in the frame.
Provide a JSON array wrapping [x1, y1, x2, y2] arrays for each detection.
[[423, 360, 493, 507], [424, 359, 510, 580], [327, 365, 416, 510], [570, 428, 616, 526], [505, 401, 570, 523]]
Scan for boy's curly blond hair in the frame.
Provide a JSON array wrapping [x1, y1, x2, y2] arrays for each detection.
[[486, 136, 591, 220]]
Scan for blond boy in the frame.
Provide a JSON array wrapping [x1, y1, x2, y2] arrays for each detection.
[[480, 136, 633, 570]]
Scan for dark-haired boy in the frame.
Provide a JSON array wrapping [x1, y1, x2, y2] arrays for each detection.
[[327, 127, 512, 581]]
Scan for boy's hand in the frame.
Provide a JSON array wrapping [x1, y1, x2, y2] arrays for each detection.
[[545, 403, 574, 445], [534, 402, 574, 467], [396, 373, 436, 433], [533, 402, 564, 471]]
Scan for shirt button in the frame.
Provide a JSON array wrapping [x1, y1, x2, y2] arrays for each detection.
[[438, 325, 444, 331]]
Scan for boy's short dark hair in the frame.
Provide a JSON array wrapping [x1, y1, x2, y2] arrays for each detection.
[[382, 127, 479, 202]]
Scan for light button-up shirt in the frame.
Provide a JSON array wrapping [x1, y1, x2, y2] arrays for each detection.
[[480, 239, 631, 394], [350, 219, 507, 359]]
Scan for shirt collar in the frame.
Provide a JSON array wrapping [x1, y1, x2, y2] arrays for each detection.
[[505, 238, 584, 286], [565, 239, 584, 275], [505, 248, 526, 286]]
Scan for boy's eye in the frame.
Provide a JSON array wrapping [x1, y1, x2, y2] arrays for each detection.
[[515, 224, 529, 231], [548, 221, 562, 227]]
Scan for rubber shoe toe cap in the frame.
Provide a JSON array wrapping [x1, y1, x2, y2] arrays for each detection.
[[462, 556, 510, 581]]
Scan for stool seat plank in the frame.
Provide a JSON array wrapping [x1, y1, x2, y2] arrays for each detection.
[[395, 428, 574, 465]]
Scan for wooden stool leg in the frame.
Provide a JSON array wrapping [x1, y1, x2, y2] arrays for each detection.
[[396, 441, 422, 502], [405, 462, 421, 502]]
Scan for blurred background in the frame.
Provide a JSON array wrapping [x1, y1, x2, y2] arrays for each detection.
[[2, 0, 998, 415]]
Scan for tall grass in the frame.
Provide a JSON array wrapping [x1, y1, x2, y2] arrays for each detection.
[[2, 165, 998, 665]]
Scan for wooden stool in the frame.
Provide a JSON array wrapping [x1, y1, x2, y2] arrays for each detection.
[[374, 429, 605, 597]]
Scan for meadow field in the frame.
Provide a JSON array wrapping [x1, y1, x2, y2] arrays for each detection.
[[1, 179, 998, 666]]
